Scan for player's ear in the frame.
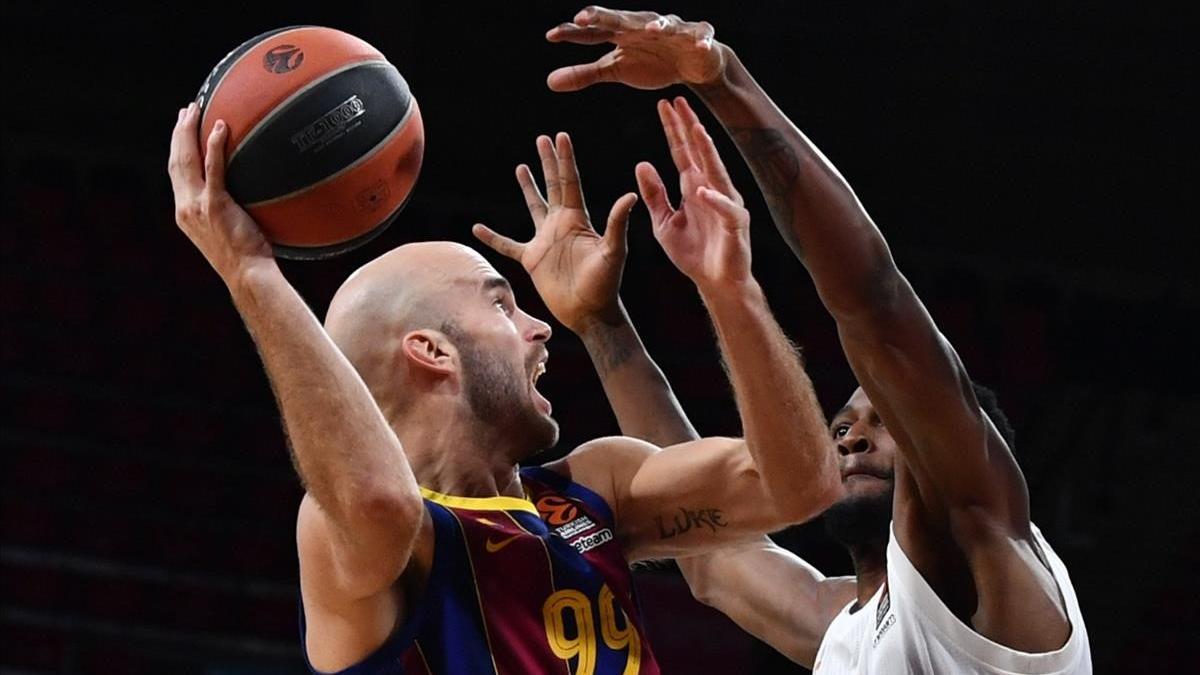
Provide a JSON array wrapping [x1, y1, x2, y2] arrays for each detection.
[[401, 329, 458, 376]]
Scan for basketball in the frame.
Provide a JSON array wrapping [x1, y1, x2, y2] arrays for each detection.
[[195, 26, 423, 260]]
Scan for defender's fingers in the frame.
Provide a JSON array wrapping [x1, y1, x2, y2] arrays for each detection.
[[603, 192, 638, 255], [204, 119, 229, 194], [574, 6, 657, 31], [546, 23, 617, 44], [687, 20, 716, 44], [657, 100, 696, 173], [547, 53, 619, 92], [635, 161, 675, 226], [472, 224, 527, 261], [516, 164, 548, 223], [556, 133, 585, 210], [536, 135, 562, 206]]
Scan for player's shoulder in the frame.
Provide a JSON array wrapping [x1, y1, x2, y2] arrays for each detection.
[[567, 435, 659, 464], [536, 436, 656, 511], [540, 434, 654, 480], [539, 435, 742, 507]]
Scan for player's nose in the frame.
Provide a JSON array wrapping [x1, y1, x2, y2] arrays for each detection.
[[837, 430, 871, 456], [523, 312, 552, 343]]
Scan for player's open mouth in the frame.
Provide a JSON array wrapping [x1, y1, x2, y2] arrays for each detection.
[[531, 360, 552, 415]]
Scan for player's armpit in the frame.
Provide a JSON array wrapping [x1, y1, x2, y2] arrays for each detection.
[[551, 436, 824, 561], [678, 539, 854, 668], [296, 494, 434, 672]]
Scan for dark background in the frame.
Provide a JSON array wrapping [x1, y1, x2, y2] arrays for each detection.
[[2, 1, 1195, 673]]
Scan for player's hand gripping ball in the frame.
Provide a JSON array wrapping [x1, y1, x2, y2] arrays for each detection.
[[196, 26, 424, 259]]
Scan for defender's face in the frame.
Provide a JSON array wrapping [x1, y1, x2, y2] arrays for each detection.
[[828, 387, 897, 501]]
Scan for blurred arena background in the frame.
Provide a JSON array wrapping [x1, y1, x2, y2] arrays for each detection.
[[1, 2, 1194, 673]]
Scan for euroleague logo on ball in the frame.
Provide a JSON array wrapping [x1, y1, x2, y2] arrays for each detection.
[[263, 44, 304, 73]]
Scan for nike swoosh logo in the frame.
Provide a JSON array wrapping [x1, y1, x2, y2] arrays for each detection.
[[486, 534, 522, 553]]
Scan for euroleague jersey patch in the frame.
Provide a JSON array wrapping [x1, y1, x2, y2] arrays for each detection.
[[537, 494, 615, 554]]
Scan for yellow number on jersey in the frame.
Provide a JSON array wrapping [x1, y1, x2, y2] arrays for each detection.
[[543, 585, 642, 675], [543, 589, 597, 675], [599, 584, 642, 675]]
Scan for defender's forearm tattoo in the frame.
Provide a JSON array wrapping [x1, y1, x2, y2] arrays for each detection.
[[582, 323, 637, 378], [726, 127, 804, 256]]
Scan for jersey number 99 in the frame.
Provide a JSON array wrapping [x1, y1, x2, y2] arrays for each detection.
[[543, 584, 642, 675]]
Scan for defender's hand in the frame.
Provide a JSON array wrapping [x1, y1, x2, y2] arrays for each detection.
[[547, 6, 725, 92], [168, 103, 274, 281], [637, 98, 751, 292], [473, 133, 638, 334]]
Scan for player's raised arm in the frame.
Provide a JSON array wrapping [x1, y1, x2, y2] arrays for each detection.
[[548, 8, 1073, 651], [474, 133, 698, 448], [480, 124, 839, 561], [547, 2, 1030, 546], [638, 97, 840, 535], [167, 105, 427, 667]]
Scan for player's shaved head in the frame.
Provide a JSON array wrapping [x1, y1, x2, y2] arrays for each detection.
[[323, 241, 557, 454], [324, 242, 496, 402]]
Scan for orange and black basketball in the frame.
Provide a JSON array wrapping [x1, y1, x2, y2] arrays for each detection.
[[195, 26, 423, 259]]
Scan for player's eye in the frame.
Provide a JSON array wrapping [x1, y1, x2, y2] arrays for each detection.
[[832, 424, 850, 439]]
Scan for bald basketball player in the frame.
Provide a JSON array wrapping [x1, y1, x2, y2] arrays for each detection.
[[546, 7, 1092, 673], [167, 102, 839, 674]]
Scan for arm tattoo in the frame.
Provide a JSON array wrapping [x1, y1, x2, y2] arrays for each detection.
[[726, 127, 804, 257], [584, 325, 636, 378], [656, 507, 728, 539]]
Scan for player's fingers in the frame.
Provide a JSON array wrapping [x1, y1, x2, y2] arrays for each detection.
[[672, 98, 734, 195], [673, 96, 704, 134], [168, 107, 187, 194], [603, 192, 638, 256], [556, 133, 585, 210], [687, 120, 740, 201], [574, 6, 658, 31], [516, 164, 548, 223], [472, 224, 526, 261], [688, 20, 715, 44], [547, 53, 619, 92], [204, 119, 230, 194], [635, 161, 675, 227], [169, 103, 204, 196], [546, 23, 617, 44], [536, 135, 561, 206], [696, 186, 746, 226], [657, 99, 695, 173]]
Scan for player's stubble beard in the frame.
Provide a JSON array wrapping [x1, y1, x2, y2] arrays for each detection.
[[823, 478, 894, 551], [444, 322, 559, 457]]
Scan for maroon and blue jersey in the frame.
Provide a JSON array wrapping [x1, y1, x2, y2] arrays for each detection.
[[301, 466, 660, 675]]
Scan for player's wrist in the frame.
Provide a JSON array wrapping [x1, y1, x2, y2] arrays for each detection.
[[688, 42, 735, 92], [697, 275, 764, 311], [574, 299, 630, 339], [223, 255, 284, 299]]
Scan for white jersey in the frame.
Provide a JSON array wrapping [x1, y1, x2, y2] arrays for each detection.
[[813, 523, 1091, 674]]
